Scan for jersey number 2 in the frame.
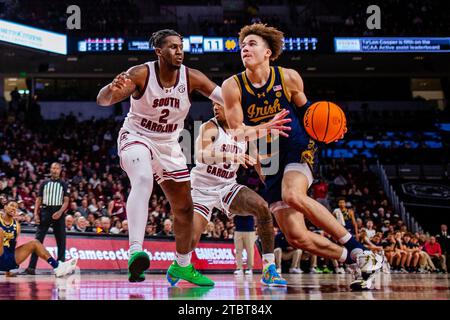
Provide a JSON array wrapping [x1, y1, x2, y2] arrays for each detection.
[[159, 109, 170, 123]]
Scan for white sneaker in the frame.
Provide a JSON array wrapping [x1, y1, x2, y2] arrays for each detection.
[[54, 258, 78, 278], [289, 268, 303, 274], [244, 269, 253, 276], [382, 260, 391, 274], [276, 267, 282, 274], [336, 267, 345, 274], [234, 269, 244, 276], [350, 275, 376, 291], [356, 251, 383, 275], [310, 267, 322, 274]]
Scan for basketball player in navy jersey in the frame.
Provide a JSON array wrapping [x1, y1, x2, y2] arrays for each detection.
[[97, 29, 287, 285], [0, 201, 77, 277], [222, 23, 383, 289]]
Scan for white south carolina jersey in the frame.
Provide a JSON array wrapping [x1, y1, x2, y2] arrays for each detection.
[[191, 118, 247, 190], [122, 61, 191, 142]]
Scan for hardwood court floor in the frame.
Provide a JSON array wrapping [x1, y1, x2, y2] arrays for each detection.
[[0, 273, 449, 300]]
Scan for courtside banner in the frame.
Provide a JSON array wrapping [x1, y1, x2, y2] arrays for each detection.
[[17, 234, 262, 271]]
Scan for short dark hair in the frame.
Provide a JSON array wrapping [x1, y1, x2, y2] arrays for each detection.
[[149, 29, 182, 49]]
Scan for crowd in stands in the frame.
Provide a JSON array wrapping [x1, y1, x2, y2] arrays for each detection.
[[1, 0, 448, 37]]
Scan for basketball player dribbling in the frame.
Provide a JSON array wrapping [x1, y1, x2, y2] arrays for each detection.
[[221, 23, 383, 289], [189, 102, 287, 286], [97, 29, 289, 285]]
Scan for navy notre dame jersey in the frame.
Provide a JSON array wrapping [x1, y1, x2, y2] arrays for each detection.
[[0, 215, 19, 271], [233, 66, 318, 204]]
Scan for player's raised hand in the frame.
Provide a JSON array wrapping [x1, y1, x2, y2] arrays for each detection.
[[235, 153, 256, 169], [109, 72, 132, 91], [263, 109, 292, 138]]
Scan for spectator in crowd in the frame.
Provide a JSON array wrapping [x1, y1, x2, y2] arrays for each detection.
[[312, 178, 330, 210], [108, 192, 126, 221], [110, 219, 122, 234], [77, 199, 90, 218], [66, 201, 79, 216], [233, 215, 256, 276], [145, 223, 156, 236], [99, 216, 111, 234], [424, 236, 447, 273], [332, 198, 358, 237], [403, 233, 420, 272], [203, 221, 216, 238], [362, 220, 376, 239], [65, 215, 75, 232], [381, 220, 391, 234], [120, 220, 128, 235], [358, 229, 383, 253], [274, 228, 303, 274], [74, 216, 90, 232], [413, 236, 436, 273], [156, 219, 173, 237], [436, 224, 450, 272]]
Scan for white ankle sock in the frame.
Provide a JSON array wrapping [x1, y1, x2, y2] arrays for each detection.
[[176, 251, 192, 267], [338, 233, 352, 244], [129, 243, 142, 255], [262, 253, 275, 269]]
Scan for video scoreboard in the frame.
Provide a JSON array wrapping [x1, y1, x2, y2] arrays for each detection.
[[335, 37, 450, 53], [75, 36, 318, 53]]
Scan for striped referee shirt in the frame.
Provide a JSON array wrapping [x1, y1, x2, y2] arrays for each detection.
[[39, 179, 69, 207]]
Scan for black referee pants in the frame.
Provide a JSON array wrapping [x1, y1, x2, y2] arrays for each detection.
[[28, 207, 66, 269]]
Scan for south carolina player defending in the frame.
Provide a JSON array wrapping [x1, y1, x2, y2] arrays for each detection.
[[97, 29, 287, 285], [189, 102, 287, 286], [0, 201, 77, 277], [222, 24, 383, 290]]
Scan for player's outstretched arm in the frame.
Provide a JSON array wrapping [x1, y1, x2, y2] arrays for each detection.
[[96, 64, 147, 106], [195, 121, 255, 168], [189, 68, 224, 105], [222, 77, 292, 141]]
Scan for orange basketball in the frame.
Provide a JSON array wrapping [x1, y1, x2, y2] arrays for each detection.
[[303, 101, 347, 144]]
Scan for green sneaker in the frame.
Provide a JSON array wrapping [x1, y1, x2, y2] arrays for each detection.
[[166, 261, 215, 287], [322, 266, 333, 274], [128, 251, 150, 282]]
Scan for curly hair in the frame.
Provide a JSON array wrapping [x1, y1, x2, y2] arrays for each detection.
[[149, 29, 182, 49], [238, 23, 284, 61]]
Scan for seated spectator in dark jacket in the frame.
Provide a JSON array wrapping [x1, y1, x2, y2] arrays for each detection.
[[74, 216, 92, 232], [156, 219, 174, 237]]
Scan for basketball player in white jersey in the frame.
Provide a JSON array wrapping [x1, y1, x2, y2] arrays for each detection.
[[97, 29, 289, 285], [189, 102, 287, 286]]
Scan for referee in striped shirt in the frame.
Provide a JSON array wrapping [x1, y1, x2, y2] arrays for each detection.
[[26, 162, 69, 274]]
